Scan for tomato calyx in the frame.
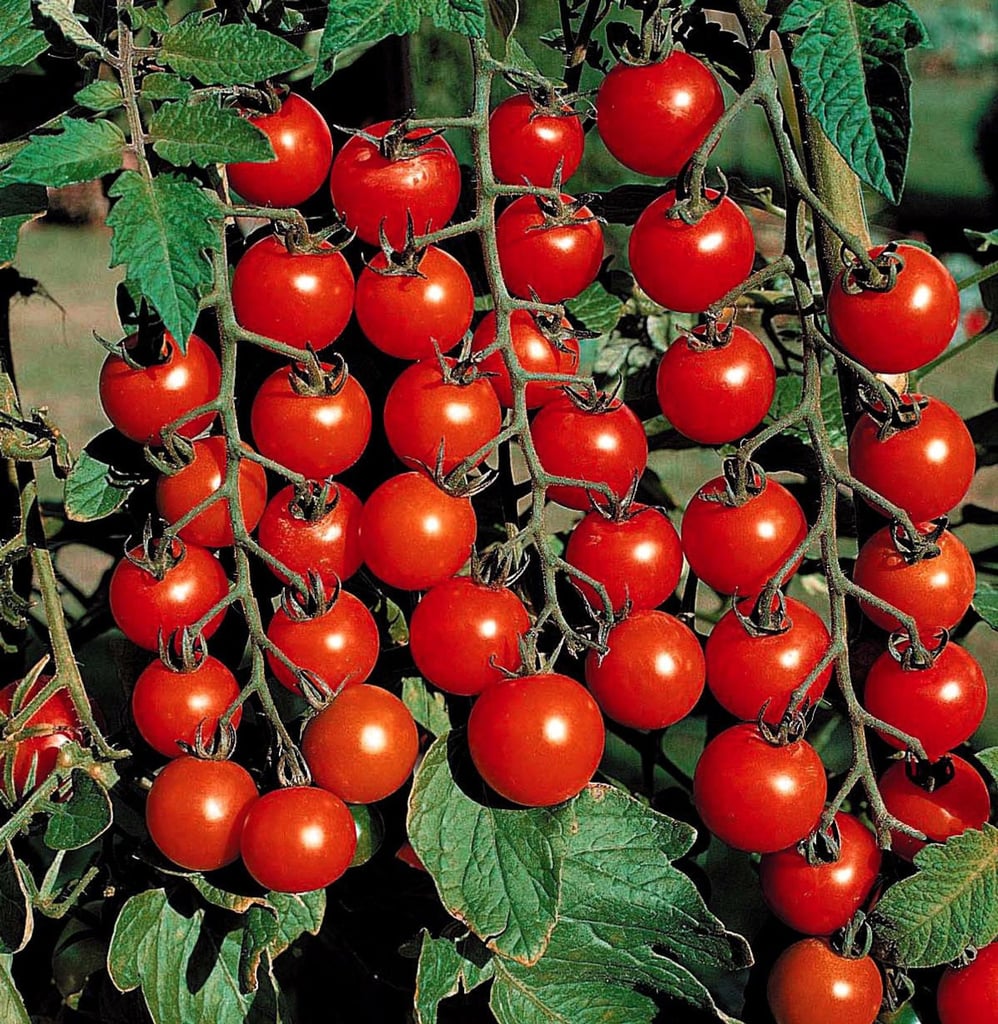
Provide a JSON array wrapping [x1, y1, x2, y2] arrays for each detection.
[[903, 751, 956, 794], [798, 815, 845, 868], [104, 327, 173, 372], [886, 627, 948, 671], [857, 387, 929, 441], [733, 588, 794, 638], [702, 456, 767, 508], [469, 545, 529, 589], [229, 80, 285, 117], [669, 171, 729, 225], [276, 218, 354, 257], [882, 965, 916, 1013], [288, 478, 344, 525], [144, 428, 195, 475], [838, 239, 905, 295], [606, 7, 674, 65], [757, 702, 813, 747], [156, 626, 208, 673], [122, 519, 184, 582], [286, 349, 351, 399], [524, 190, 602, 229], [279, 571, 343, 623], [834, 910, 876, 961], [887, 516, 946, 565], [338, 115, 449, 163]]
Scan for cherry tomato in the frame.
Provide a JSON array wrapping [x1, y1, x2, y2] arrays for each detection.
[[250, 362, 372, 481], [156, 436, 268, 548], [937, 942, 998, 1024], [131, 654, 242, 758], [227, 93, 333, 208], [596, 53, 724, 177], [693, 723, 827, 852], [467, 673, 605, 807], [99, 332, 220, 445], [681, 476, 808, 595], [496, 194, 604, 302], [240, 786, 356, 892], [301, 684, 419, 803], [531, 394, 648, 511], [231, 235, 354, 352], [585, 610, 705, 729], [489, 93, 584, 185], [359, 472, 476, 590], [848, 396, 975, 523], [329, 121, 460, 246], [409, 576, 530, 696], [383, 358, 502, 474], [759, 813, 882, 935], [705, 597, 832, 724], [826, 244, 959, 373], [565, 504, 683, 613], [767, 938, 883, 1024], [354, 245, 474, 360], [145, 756, 257, 871], [656, 324, 775, 444], [629, 190, 755, 313]]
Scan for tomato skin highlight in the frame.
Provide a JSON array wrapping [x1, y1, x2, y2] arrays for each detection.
[[490, 93, 584, 186], [937, 942, 998, 1024]]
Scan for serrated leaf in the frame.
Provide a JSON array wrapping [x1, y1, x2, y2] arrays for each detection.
[[160, 14, 306, 85], [0, 182, 45, 265], [567, 282, 622, 336], [976, 748, 998, 787], [402, 676, 451, 737], [43, 771, 113, 850], [149, 100, 274, 167], [0, 118, 124, 188], [780, 0, 926, 204], [0, 955, 29, 1024], [240, 890, 324, 993], [74, 80, 123, 111], [35, 0, 102, 53], [127, 3, 170, 33], [0, 851, 32, 954], [314, 0, 486, 87], [871, 824, 998, 968], [64, 449, 139, 522], [0, 0, 47, 81], [973, 582, 998, 630], [415, 932, 495, 1024], [107, 171, 221, 346], [768, 374, 847, 448], [141, 72, 193, 100], [371, 593, 409, 646]]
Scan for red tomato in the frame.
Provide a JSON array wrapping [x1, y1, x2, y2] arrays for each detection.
[[467, 673, 605, 806], [681, 475, 808, 595], [656, 324, 775, 444], [693, 723, 827, 852], [301, 685, 419, 803], [937, 942, 998, 1024], [329, 121, 460, 246], [240, 786, 356, 892], [99, 332, 220, 445], [759, 813, 882, 935], [629, 190, 755, 313], [359, 472, 477, 590], [409, 576, 530, 695], [585, 610, 705, 729], [489, 93, 584, 185], [354, 246, 474, 360], [826, 244, 959, 373], [156, 437, 268, 548], [231, 235, 354, 352], [227, 93, 333, 208], [596, 53, 724, 177], [496, 194, 604, 302], [145, 756, 257, 871]]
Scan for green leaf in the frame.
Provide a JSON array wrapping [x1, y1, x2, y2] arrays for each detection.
[[127, 3, 171, 33], [0, 182, 46, 265], [973, 582, 998, 630], [64, 449, 140, 522], [966, 229, 998, 254], [140, 72, 194, 101], [0, 852, 32, 954], [0, 0, 47, 81], [74, 80, 124, 111], [371, 593, 409, 646], [35, 0, 102, 54], [780, 0, 926, 204], [314, 0, 487, 86], [240, 890, 324, 993], [149, 100, 274, 167], [567, 282, 623, 336], [107, 171, 221, 346], [402, 676, 451, 738], [160, 14, 306, 85], [0, 118, 124, 188], [0, 955, 29, 1024], [871, 824, 998, 968], [415, 932, 495, 1024], [43, 771, 113, 850], [767, 373, 847, 448], [976, 748, 998, 787]]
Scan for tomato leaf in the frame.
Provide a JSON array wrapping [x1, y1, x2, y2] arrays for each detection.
[[415, 931, 496, 1024], [64, 449, 141, 522], [239, 891, 324, 993], [870, 824, 998, 968], [140, 72, 194, 101], [149, 100, 275, 168], [43, 769, 114, 850], [0, 955, 29, 1024], [767, 374, 848, 449], [0, 118, 124, 188], [972, 581, 998, 630], [0, 182, 46, 266], [966, 229, 998, 254], [0, 851, 33, 954], [402, 676, 451, 738], [779, 0, 926, 204], [35, 0, 102, 54], [566, 281, 623, 337], [0, 0, 48, 81], [975, 747, 998, 787], [74, 79, 123, 112]]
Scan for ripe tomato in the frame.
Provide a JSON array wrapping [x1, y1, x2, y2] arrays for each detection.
[[329, 121, 460, 246], [250, 362, 372, 481], [767, 939, 883, 1024], [759, 813, 882, 935], [848, 396, 975, 524], [693, 723, 826, 852], [681, 476, 808, 595], [495, 194, 604, 302], [565, 504, 683, 613], [131, 655, 242, 758], [853, 525, 976, 635], [109, 541, 229, 651], [145, 756, 257, 871], [596, 53, 724, 177], [937, 942, 998, 1024], [354, 245, 474, 360], [531, 393, 648, 511], [99, 332, 220, 445], [240, 786, 356, 892], [301, 684, 419, 803], [231, 235, 354, 352], [489, 93, 584, 185], [156, 436, 268, 548], [265, 588, 379, 696], [656, 324, 776, 444], [879, 754, 990, 860], [383, 358, 502, 474], [705, 597, 832, 724], [629, 190, 754, 313], [585, 610, 705, 729], [863, 641, 987, 762], [467, 673, 604, 807], [359, 472, 476, 590], [826, 244, 959, 373], [409, 576, 530, 695]]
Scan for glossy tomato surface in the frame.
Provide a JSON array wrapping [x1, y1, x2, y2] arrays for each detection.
[[937, 942, 998, 1024], [489, 93, 584, 185]]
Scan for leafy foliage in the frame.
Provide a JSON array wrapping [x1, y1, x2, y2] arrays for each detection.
[[0, 0, 47, 82], [148, 100, 275, 167], [0, 118, 124, 188]]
